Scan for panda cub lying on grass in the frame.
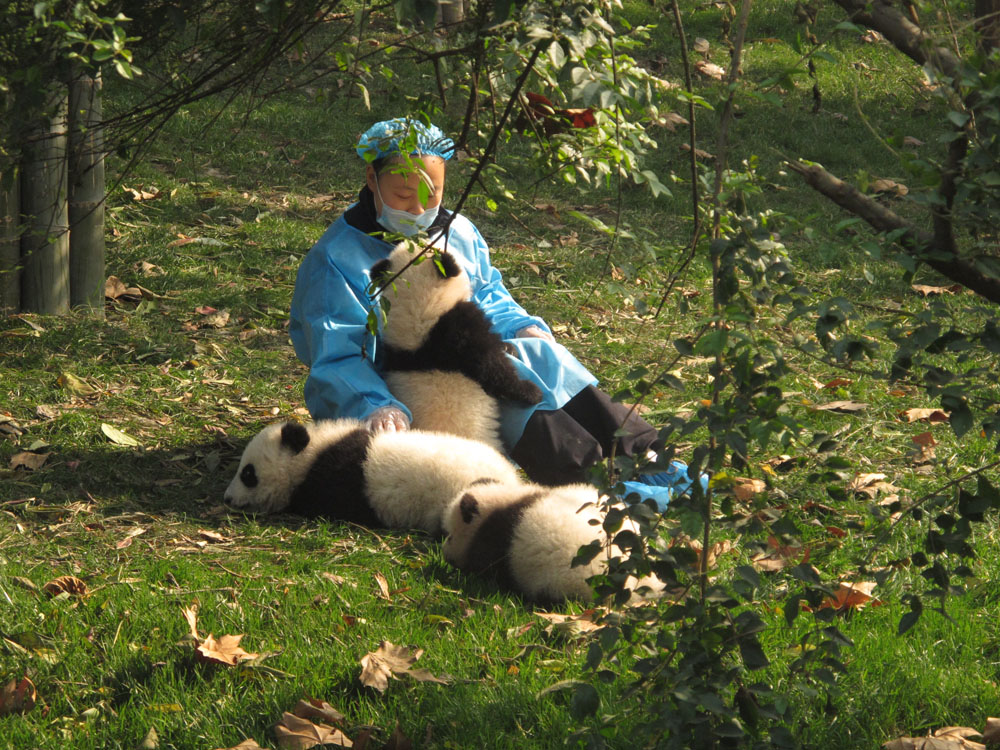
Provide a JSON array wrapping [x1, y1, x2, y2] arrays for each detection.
[[441, 479, 661, 603], [224, 419, 520, 535], [370, 241, 543, 450]]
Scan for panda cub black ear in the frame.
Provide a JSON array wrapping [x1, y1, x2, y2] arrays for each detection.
[[459, 493, 480, 524], [437, 252, 462, 279], [280, 422, 310, 454], [370, 259, 391, 283]]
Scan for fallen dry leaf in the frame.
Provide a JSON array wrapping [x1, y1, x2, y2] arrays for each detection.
[[43, 575, 88, 597], [214, 741, 269, 750], [819, 581, 883, 613], [814, 400, 868, 413], [687, 538, 736, 569], [900, 408, 950, 423], [104, 276, 142, 301], [293, 697, 345, 725], [871, 178, 908, 196], [0, 676, 36, 716], [679, 142, 715, 160], [733, 477, 766, 501], [382, 724, 413, 750], [10, 452, 49, 471], [694, 59, 725, 79], [124, 185, 161, 201], [983, 718, 1000, 744], [903, 136, 924, 147], [197, 634, 258, 666], [274, 712, 352, 749], [359, 641, 448, 692], [848, 473, 900, 498], [201, 310, 231, 329], [57, 372, 98, 397], [911, 284, 963, 297], [884, 725, 986, 750], [182, 604, 259, 667], [822, 377, 853, 389], [374, 573, 391, 601], [535, 610, 601, 637]]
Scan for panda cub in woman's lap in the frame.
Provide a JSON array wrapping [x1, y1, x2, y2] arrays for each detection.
[[370, 241, 542, 450]]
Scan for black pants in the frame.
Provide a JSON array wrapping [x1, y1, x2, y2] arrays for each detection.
[[510, 386, 659, 486]]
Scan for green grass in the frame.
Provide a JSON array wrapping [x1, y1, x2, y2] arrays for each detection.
[[3, 3, 1000, 748]]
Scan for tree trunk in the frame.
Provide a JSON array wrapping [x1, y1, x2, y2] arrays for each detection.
[[976, 0, 1000, 52], [0, 167, 19, 314], [68, 68, 105, 315], [439, 0, 465, 26], [20, 89, 70, 314]]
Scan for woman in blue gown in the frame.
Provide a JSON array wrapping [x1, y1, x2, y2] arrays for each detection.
[[289, 117, 702, 504]]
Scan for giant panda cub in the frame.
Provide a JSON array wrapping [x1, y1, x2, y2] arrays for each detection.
[[370, 241, 543, 450], [441, 480, 659, 603], [224, 419, 521, 535]]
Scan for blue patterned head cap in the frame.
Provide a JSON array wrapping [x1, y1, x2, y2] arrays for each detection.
[[356, 118, 455, 162]]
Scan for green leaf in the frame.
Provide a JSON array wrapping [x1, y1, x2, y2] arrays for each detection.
[[570, 683, 601, 719], [739, 636, 770, 670]]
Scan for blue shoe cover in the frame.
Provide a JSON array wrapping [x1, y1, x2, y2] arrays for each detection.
[[620, 481, 676, 512], [639, 461, 709, 496]]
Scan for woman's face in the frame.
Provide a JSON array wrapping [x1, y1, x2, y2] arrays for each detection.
[[367, 155, 446, 215]]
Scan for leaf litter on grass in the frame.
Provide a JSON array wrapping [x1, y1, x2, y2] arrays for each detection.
[[358, 641, 449, 692], [182, 604, 259, 666]]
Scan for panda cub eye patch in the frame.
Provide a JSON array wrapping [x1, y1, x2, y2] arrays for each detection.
[[240, 464, 259, 488]]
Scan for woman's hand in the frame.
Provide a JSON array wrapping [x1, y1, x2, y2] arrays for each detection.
[[365, 406, 410, 433], [516, 325, 555, 343]]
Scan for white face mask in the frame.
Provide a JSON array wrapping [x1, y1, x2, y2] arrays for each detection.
[[374, 179, 439, 237]]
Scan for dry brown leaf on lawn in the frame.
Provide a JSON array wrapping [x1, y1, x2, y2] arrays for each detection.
[[848, 473, 900, 498], [183, 604, 259, 667], [694, 60, 725, 79], [686, 538, 736, 569], [373, 572, 391, 600], [382, 724, 413, 750], [871, 179, 908, 196], [911, 284, 963, 297], [820, 581, 883, 613], [125, 185, 160, 201], [983, 718, 1000, 744], [293, 697, 345, 724], [198, 530, 229, 544], [822, 378, 853, 390], [43, 575, 88, 597], [213, 740, 270, 750], [679, 142, 715, 160], [814, 400, 868, 413], [885, 726, 986, 750], [201, 310, 231, 329], [535, 610, 601, 637], [197, 634, 258, 666], [320, 572, 346, 586], [104, 276, 142, 301], [274, 712, 352, 749], [903, 136, 924, 147], [359, 641, 448, 692], [900, 408, 950, 423], [733, 478, 766, 501], [0, 676, 36, 716], [10, 452, 49, 471]]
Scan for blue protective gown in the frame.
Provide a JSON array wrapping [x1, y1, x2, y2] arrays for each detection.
[[289, 205, 598, 448]]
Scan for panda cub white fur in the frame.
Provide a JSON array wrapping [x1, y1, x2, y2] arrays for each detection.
[[441, 480, 658, 603], [224, 419, 521, 535], [370, 241, 543, 450]]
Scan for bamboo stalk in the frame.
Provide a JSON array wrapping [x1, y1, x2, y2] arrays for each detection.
[[68, 68, 106, 314], [0, 167, 19, 314], [20, 88, 70, 314]]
